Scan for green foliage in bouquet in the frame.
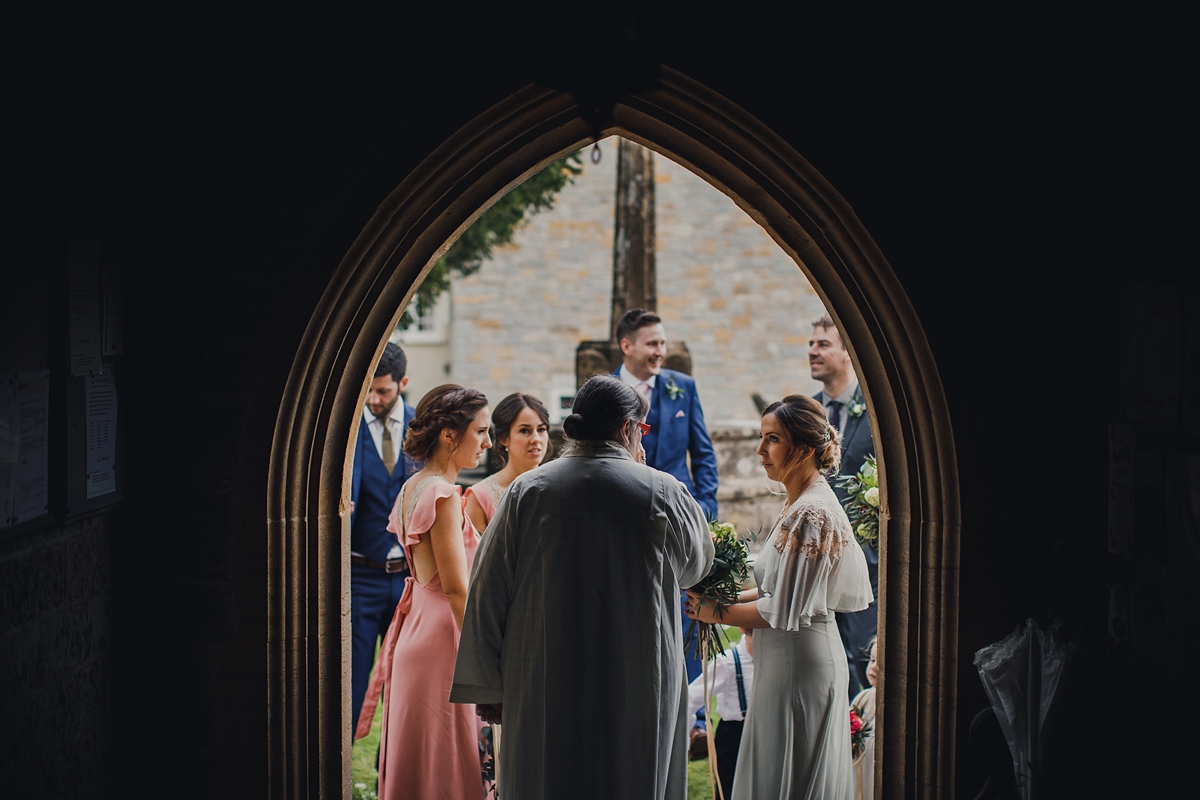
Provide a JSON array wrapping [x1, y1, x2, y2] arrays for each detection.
[[686, 521, 752, 662], [836, 455, 881, 547]]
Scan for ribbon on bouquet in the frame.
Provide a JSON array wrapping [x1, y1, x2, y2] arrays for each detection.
[[701, 637, 726, 800], [491, 722, 502, 799]]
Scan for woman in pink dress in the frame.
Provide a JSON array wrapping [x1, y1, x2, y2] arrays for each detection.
[[355, 383, 492, 800], [465, 392, 551, 532]]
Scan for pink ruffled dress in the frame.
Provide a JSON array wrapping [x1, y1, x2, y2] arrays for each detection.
[[356, 476, 484, 800], [464, 474, 506, 528]]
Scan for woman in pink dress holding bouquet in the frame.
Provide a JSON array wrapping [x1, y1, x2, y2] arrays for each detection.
[[355, 384, 492, 800]]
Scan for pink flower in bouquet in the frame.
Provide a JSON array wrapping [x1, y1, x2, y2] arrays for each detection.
[[850, 709, 863, 734]]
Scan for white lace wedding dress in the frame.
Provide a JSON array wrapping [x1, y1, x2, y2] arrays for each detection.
[[733, 474, 874, 800]]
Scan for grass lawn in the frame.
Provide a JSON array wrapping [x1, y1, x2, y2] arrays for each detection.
[[351, 626, 743, 800]]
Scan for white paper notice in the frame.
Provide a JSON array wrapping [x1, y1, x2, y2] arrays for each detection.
[[70, 240, 103, 377], [0, 375, 17, 527], [1108, 423, 1135, 558], [15, 371, 50, 523], [86, 373, 118, 499]]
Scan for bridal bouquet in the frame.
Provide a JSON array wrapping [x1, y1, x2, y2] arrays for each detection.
[[685, 520, 752, 662], [837, 454, 880, 547]]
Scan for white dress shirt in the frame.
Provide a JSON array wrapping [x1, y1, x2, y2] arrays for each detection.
[[361, 405, 407, 561], [363, 405, 407, 462], [821, 381, 859, 431], [686, 638, 754, 722], [618, 364, 656, 407]]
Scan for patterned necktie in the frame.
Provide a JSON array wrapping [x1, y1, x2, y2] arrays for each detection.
[[827, 400, 843, 432], [381, 419, 396, 477]]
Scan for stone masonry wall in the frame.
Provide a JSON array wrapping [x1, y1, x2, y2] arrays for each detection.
[[449, 136, 835, 424], [0, 513, 114, 799]]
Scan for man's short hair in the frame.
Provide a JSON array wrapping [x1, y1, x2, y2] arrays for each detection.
[[810, 315, 845, 349], [615, 309, 662, 344], [375, 342, 407, 383]]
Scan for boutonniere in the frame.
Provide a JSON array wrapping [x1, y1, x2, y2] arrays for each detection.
[[665, 374, 686, 401], [849, 400, 866, 419]]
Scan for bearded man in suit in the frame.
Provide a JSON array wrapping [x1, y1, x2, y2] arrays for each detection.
[[810, 315, 878, 697], [349, 342, 420, 726]]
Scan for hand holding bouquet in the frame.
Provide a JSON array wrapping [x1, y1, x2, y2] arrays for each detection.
[[685, 520, 752, 662]]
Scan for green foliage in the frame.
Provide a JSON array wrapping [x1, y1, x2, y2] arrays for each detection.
[[686, 522, 753, 662], [400, 152, 584, 328], [836, 454, 880, 546]]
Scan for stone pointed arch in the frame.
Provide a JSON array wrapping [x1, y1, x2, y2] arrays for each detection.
[[267, 69, 960, 799]]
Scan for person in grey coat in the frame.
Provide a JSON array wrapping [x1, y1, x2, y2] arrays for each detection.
[[451, 375, 714, 800]]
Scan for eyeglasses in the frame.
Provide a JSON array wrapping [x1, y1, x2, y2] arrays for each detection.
[[636, 422, 651, 436]]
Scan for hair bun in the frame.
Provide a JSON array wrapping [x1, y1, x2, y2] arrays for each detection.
[[561, 413, 585, 439]]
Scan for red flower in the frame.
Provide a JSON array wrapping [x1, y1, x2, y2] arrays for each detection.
[[850, 710, 862, 734]]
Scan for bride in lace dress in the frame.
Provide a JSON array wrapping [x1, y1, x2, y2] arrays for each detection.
[[687, 394, 874, 800], [464, 392, 551, 532]]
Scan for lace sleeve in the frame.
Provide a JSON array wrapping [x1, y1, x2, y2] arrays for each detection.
[[774, 501, 854, 559]]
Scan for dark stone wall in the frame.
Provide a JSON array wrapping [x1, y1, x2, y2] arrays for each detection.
[[4, 5, 1195, 798], [0, 513, 114, 799]]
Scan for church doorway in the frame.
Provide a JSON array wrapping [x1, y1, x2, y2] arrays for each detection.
[[267, 69, 960, 799]]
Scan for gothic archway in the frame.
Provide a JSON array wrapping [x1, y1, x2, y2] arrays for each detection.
[[267, 69, 960, 799]]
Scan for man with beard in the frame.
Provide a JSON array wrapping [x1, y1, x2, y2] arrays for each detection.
[[809, 315, 878, 698], [349, 342, 420, 726]]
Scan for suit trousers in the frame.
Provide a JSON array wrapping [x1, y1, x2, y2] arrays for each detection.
[[714, 719, 744, 800], [350, 562, 409, 727]]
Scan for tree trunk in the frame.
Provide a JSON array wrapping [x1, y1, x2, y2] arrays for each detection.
[[611, 138, 656, 336]]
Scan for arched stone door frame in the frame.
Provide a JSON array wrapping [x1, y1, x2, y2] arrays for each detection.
[[267, 69, 960, 799]]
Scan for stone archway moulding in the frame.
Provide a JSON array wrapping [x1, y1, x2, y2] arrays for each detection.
[[267, 69, 960, 800]]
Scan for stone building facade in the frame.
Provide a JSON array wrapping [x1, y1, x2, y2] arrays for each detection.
[[399, 136, 837, 426], [394, 137, 849, 532]]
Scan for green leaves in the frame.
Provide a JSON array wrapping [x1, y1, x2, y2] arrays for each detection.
[[400, 152, 584, 328], [686, 521, 752, 662], [837, 455, 881, 547]]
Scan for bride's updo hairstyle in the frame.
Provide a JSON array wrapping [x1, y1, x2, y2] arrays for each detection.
[[561, 375, 648, 443], [762, 394, 842, 477], [403, 383, 489, 462]]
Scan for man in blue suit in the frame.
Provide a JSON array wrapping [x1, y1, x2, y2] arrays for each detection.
[[613, 309, 719, 519], [349, 342, 419, 726], [613, 308, 720, 754], [809, 315, 878, 699]]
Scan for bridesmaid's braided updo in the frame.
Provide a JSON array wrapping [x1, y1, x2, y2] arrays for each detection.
[[403, 384, 489, 462]]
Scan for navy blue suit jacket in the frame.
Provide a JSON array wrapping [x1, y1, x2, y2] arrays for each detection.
[[816, 386, 874, 512], [350, 404, 418, 554], [616, 368, 719, 520], [815, 385, 879, 674]]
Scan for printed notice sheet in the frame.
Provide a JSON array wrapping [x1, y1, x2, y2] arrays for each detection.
[[15, 371, 50, 523], [70, 240, 103, 376], [86, 372, 118, 498]]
